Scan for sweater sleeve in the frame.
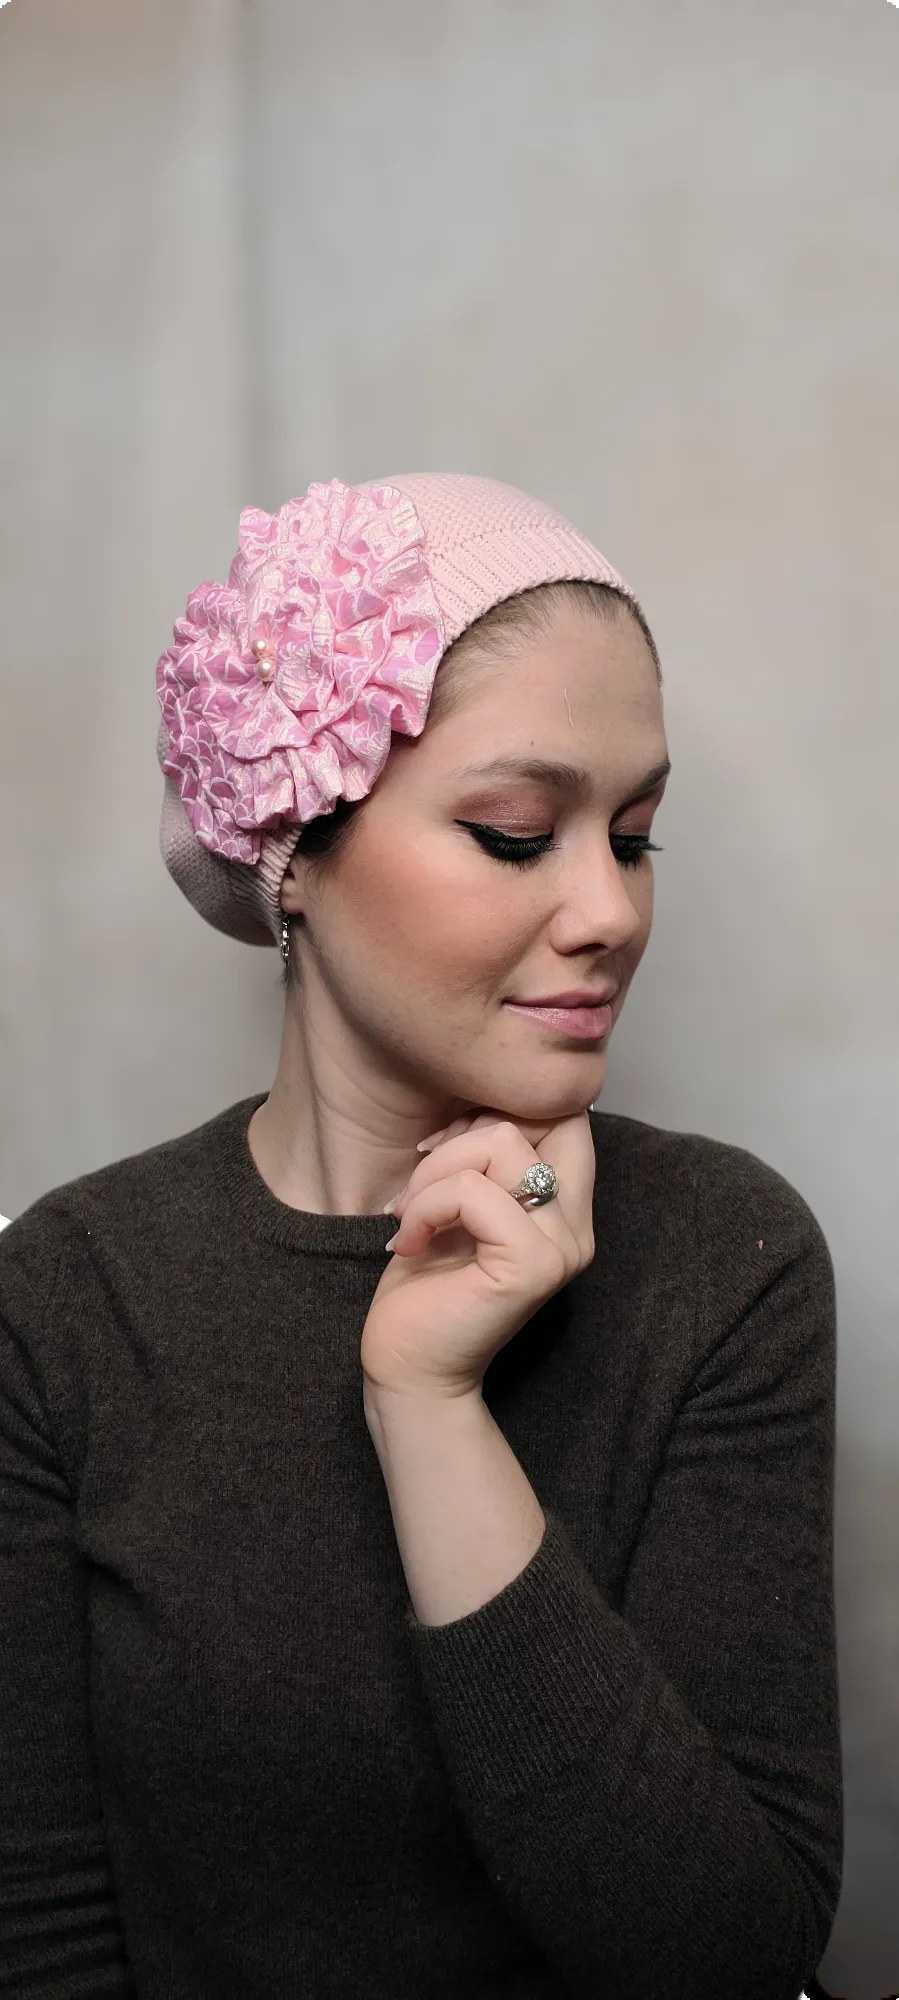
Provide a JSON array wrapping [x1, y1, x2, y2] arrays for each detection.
[[0, 1209, 137, 1997], [402, 1165, 843, 2000]]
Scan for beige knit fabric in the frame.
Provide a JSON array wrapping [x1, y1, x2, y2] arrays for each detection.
[[157, 473, 634, 948]]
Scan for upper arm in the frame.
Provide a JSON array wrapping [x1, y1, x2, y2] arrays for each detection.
[[0, 1212, 137, 1994], [620, 1158, 842, 1952]]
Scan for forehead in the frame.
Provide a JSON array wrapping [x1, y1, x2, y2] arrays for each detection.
[[454, 595, 658, 703], [437, 606, 665, 775]]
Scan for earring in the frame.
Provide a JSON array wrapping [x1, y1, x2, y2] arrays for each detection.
[[280, 911, 290, 971]]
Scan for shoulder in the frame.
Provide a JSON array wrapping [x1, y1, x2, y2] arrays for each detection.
[[590, 1103, 831, 1234], [0, 1094, 264, 1316], [588, 1105, 835, 1287]]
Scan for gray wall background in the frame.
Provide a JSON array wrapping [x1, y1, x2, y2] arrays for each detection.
[[1, 1, 897, 1991]]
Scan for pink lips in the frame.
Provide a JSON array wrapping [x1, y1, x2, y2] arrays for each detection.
[[503, 1001, 613, 1040]]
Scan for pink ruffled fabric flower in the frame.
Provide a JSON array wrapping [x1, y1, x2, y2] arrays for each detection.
[[156, 479, 446, 864]]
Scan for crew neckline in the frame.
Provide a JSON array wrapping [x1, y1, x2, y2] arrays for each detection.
[[213, 1093, 400, 1261]]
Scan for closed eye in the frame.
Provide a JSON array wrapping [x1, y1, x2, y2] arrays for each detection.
[[457, 822, 663, 872]]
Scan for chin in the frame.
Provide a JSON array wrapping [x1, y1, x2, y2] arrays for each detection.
[[492, 1064, 607, 1125]]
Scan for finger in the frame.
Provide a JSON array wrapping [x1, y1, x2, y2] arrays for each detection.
[[530, 1112, 597, 1247], [387, 1168, 572, 1282], [478, 1109, 597, 1256], [399, 1115, 593, 1225], [417, 1110, 483, 1153], [468, 1109, 586, 1150], [392, 1122, 539, 1220], [545, 1109, 597, 1206], [416, 1105, 535, 1154], [420, 1110, 538, 1159], [391, 1127, 584, 1275], [420, 1106, 593, 1157]]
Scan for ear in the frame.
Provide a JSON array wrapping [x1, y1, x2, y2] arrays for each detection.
[[279, 848, 309, 917]]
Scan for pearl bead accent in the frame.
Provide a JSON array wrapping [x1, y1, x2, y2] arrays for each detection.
[[251, 634, 276, 680]]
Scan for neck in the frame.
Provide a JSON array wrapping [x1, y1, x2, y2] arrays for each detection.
[[247, 993, 461, 1218]]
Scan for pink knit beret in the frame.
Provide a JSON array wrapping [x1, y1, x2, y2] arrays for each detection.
[[156, 471, 635, 948]]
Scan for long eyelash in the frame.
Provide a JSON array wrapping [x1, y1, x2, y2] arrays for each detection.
[[458, 822, 663, 872]]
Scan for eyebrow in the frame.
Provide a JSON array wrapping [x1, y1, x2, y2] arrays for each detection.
[[454, 754, 672, 808]]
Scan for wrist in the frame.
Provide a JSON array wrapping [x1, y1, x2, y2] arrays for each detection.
[[362, 1376, 484, 1432]]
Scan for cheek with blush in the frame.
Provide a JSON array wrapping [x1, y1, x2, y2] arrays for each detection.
[[378, 839, 522, 992]]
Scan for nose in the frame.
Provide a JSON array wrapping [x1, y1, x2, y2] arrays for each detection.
[[559, 840, 649, 947]]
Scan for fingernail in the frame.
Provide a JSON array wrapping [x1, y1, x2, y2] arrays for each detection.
[[384, 1231, 399, 1252], [382, 1196, 398, 1215]]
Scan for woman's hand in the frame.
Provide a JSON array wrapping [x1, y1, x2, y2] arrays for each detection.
[[360, 1107, 596, 1403]]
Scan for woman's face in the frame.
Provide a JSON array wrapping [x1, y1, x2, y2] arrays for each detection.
[[281, 598, 670, 1128]]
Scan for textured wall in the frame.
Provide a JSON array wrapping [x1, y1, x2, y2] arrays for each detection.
[[1, 0, 897, 1991]]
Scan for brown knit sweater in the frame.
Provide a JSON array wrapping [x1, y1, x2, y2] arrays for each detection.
[[0, 1092, 842, 1999]]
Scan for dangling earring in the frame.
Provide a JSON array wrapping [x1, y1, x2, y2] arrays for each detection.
[[280, 910, 290, 973]]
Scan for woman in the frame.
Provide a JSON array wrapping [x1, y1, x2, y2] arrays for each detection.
[[0, 474, 841, 1998]]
